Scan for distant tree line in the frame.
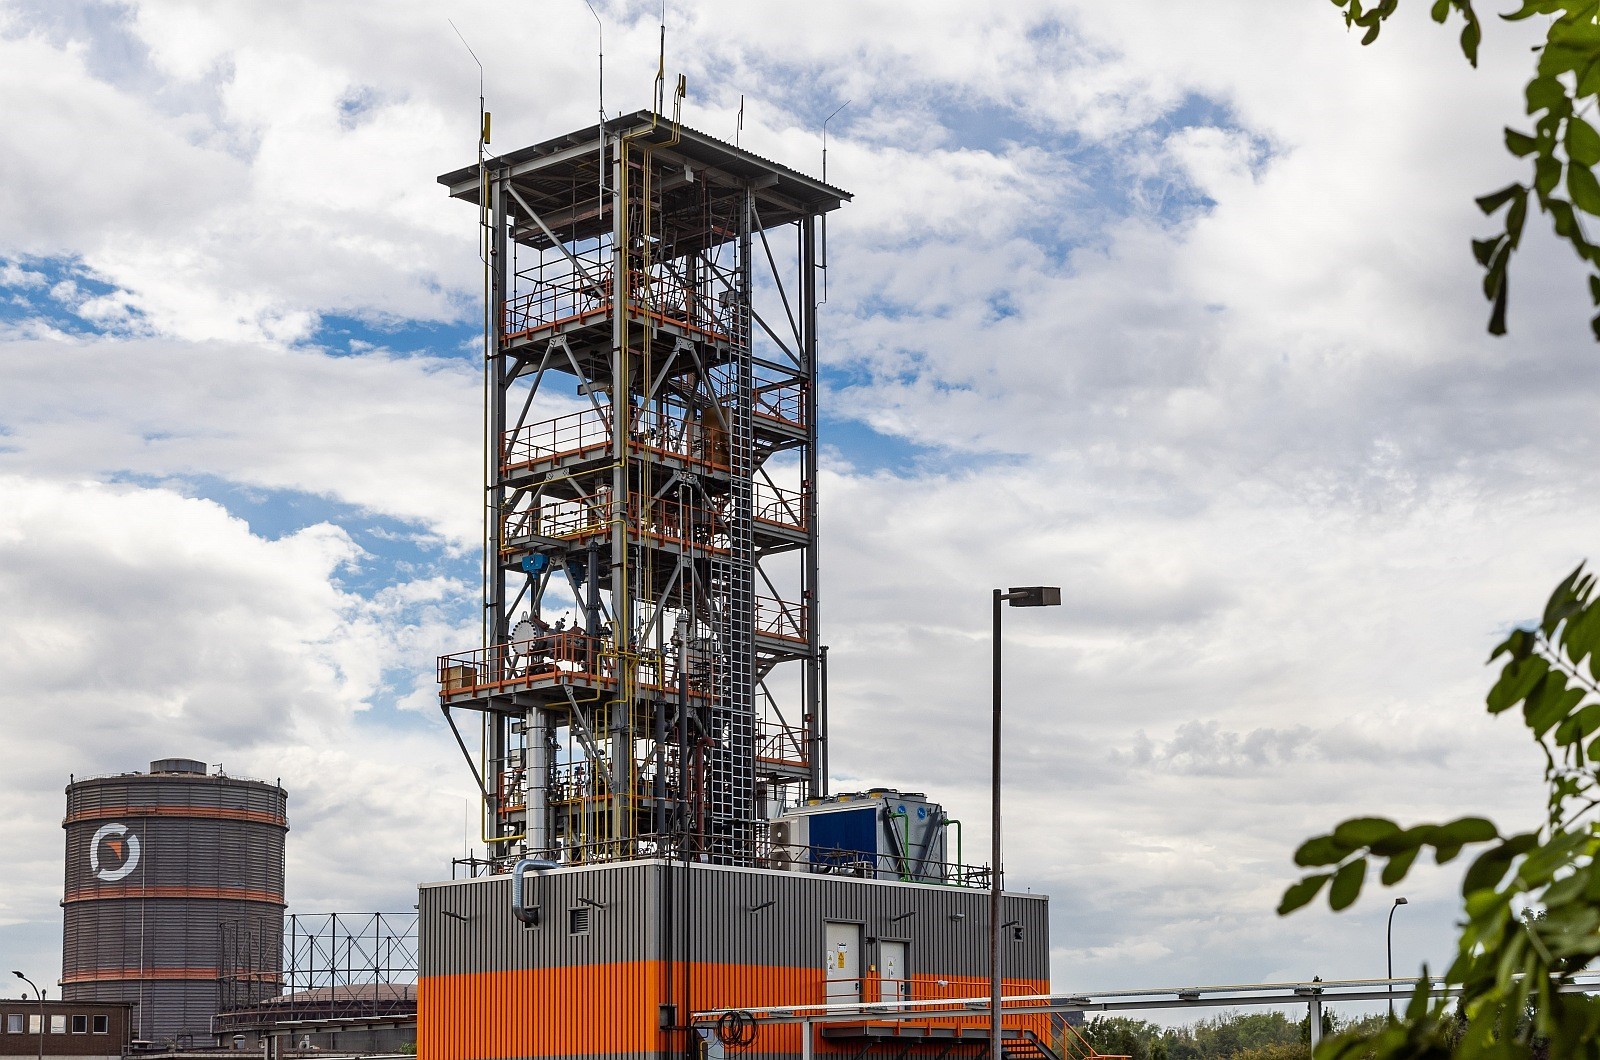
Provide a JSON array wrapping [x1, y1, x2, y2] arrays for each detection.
[[1066, 1010, 1389, 1060]]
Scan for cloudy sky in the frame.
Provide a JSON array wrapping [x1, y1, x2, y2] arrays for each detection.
[[0, 0, 1591, 1016]]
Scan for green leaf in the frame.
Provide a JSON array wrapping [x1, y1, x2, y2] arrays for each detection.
[[1370, 824, 1431, 856], [1332, 816, 1401, 848], [1508, 192, 1528, 246], [1563, 598, 1600, 660], [1489, 626, 1535, 664], [1488, 270, 1509, 335], [1488, 654, 1549, 713], [1329, 857, 1367, 910], [1570, 118, 1600, 167], [1439, 816, 1499, 844], [1382, 845, 1420, 885], [1278, 873, 1332, 915], [1460, 17, 1482, 65], [1506, 127, 1540, 157], [1589, 274, 1600, 307], [1462, 843, 1517, 894], [1476, 183, 1523, 215], [1543, 564, 1587, 634], [1523, 672, 1585, 738], [1528, 75, 1567, 117], [1473, 236, 1503, 266], [1554, 701, 1600, 746], [1570, 162, 1600, 215], [1294, 834, 1352, 867], [1430, 0, 1451, 20]]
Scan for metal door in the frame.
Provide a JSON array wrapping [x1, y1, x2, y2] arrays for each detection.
[[877, 940, 908, 1002], [824, 921, 860, 1002]]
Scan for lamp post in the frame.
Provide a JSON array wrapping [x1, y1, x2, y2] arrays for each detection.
[[991, 585, 1061, 1059], [1387, 896, 1409, 1020], [12, 971, 42, 1060]]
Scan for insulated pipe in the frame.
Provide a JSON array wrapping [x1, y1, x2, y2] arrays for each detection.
[[511, 858, 559, 924]]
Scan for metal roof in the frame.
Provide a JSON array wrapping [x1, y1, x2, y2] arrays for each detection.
[[437, 108, 851, 213]]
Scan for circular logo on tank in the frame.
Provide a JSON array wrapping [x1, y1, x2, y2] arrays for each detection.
[[89, 823, 141, 882]]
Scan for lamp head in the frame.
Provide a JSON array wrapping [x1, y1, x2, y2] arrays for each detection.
[[1395, 897, 1409, 906], [1006, 586, 1061, 608]]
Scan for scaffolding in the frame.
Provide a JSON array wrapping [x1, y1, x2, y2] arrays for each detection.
[[436, 109, 849, 870]]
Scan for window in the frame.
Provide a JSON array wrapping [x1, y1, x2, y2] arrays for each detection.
[[92, 1016, 108, 1035], [49, 1015, 66, 1034], [5, 1014, 22, 1034], [568, 906, 590, 934], [28, 1015, 40, 1035], [71, 1016, 87, 1034]]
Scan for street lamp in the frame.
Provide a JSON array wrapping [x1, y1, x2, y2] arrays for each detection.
[[991, 585, 1061, 1059], [12, 971, 42, 1060], [1387, 897, 1409, 1020]]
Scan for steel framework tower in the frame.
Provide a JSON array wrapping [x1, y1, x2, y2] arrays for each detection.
[[436, 109, 849, 870]]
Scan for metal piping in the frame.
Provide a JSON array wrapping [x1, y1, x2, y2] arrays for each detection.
[[510, 858, 559, 925]]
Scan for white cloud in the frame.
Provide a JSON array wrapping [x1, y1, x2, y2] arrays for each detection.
[[0, 0, 1593, 1012], [0, 476, 479, 933]]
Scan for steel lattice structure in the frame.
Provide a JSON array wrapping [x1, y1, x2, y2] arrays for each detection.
[[436, 109, 849, 870], [216, 912, 418, 1028]]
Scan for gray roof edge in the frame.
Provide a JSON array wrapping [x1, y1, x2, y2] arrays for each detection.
[[436, 109, 852, 203]]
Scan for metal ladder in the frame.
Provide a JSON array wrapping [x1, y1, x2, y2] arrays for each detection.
[[706, 187, 758, 863]]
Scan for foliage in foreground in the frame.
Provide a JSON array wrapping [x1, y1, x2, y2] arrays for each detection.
[[1282, 565, 1600, 1057], [1330, 1, 1600, 338], [1070, 1011, 1387, 1060]]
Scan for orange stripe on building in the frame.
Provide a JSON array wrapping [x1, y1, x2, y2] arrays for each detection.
[[63, 806, 288, 828], [417, 962, 1049, 1059], [63, 886, 284, 906]]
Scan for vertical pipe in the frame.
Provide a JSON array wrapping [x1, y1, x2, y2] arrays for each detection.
[[610, 136, 632, 852], [819, 644, 830, 796], [527, 710, 548, 853], [800, 215, 822, 800], [990, 587, 1003, 1059], [487, 172, 511, 859], [1309, 993, 1324, 1051]]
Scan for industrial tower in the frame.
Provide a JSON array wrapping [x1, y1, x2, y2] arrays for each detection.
[[436, 107, 849, 871]]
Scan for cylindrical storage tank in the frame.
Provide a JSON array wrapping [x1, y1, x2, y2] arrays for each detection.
[[61, 759, 288, 1046]]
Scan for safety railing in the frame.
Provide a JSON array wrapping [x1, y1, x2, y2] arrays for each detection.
[[761, 841, 988, 889], [752, 481, 806, 535], [438, 632, 612, 698], [753, 379, 806, 433], [832, 974, 1048, 1020], [754, 595, 807, 645], [755, 721, 809, 770], [503, 264, 736, 341], [501, 406, 735, 477], [502, 407, 612, 472], [504, 254, 611, 338], [502, 494, 728, 555]]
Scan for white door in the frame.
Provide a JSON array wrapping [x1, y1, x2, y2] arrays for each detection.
[[824, 921, 861, 1002], [878, 940, 907, 1002]]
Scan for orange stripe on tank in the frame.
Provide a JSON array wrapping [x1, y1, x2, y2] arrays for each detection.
[[62, 967, 245, 984], [63, 806, 288, 828], [64, 885, 284, 905]]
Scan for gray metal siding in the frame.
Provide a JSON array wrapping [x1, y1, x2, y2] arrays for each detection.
[[419, 860, 1048, 984]]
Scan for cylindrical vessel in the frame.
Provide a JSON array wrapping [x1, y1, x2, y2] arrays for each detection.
[[61, 759, 288, 1046]]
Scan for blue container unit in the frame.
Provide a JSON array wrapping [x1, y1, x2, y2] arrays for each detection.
[[769, 790, 953, 884]]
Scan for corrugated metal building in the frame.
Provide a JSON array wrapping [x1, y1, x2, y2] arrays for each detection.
[[61, 759, 288, 1046], [418, 861, 1048, 1058]]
